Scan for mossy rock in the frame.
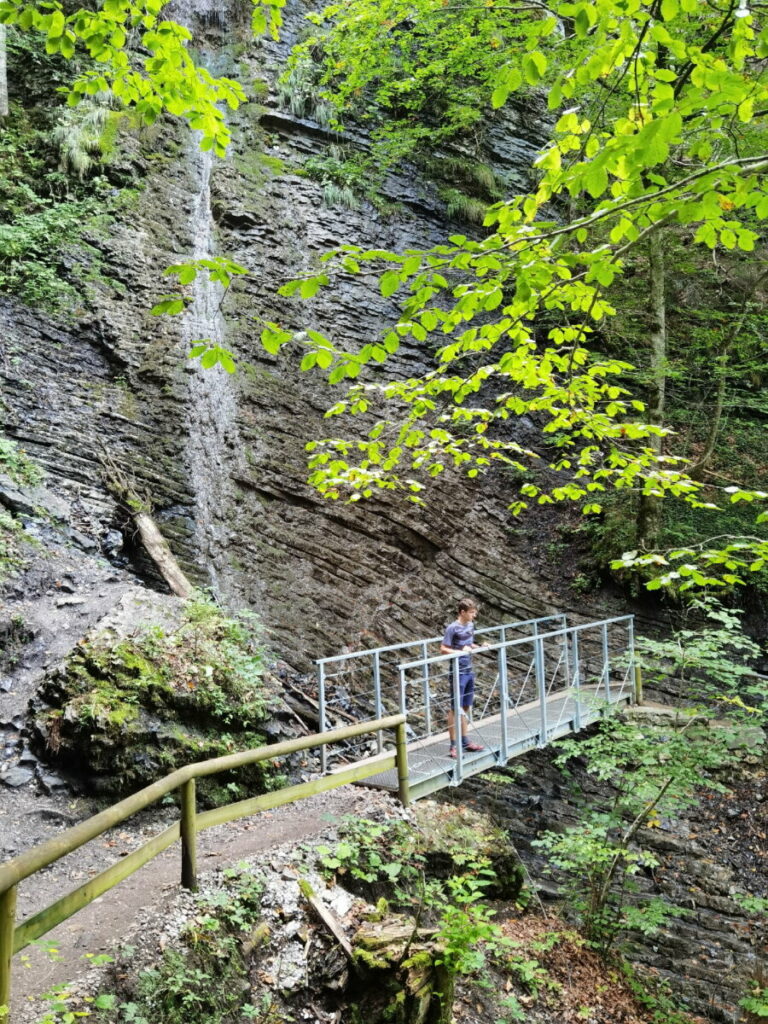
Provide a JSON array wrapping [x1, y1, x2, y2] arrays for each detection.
[[32, 594, 282, 804], [350, 919, 454, 1024], [410, 801, 524, 900]]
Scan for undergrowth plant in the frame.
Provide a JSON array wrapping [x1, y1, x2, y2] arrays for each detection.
[[315, 815, 513, 987], [315, 815, 423, 885], [0, 436, 43, 486], [634, 595, 765, 715], [741, 985, 768, 1020], [619, 961, 699, 1024], [0, 508, 26, 579], [534, 711, 739, 953]]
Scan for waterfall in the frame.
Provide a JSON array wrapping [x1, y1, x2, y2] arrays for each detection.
[[162, 0, 246, 600], [181, 141, 243, 600]]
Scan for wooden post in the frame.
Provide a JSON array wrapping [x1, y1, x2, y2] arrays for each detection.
[[395, 720, 410, 808], [634, 665, 644, 706], [0, 883, 17, 1022], [180, 779, 198, 891]]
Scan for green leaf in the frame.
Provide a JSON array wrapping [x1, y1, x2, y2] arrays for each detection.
[[165, 263, 198, 285], [380, 271, 401, 298], [523, 51, 546, 85], [277, 279, 302, 298], [252, 7, 267, 35], [661, 0, 679, 20], [218, 349, 236, 373], [300, 274, 329, 299], [491, 85, 509, 109], [260, 325, 292, 354], [584, 163, 608, 199], [150, 296, 185, 315]]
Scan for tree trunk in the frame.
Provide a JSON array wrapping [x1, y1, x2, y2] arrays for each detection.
[[636, 229, 667, 550], [0, 24, 9, 119], [689, 362, 726, 481], [688, 266, 768, 481]]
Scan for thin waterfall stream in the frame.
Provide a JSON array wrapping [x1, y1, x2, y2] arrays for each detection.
[[182, 140, 243, 599]]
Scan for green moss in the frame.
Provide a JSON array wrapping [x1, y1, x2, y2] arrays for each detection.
[[233, 147, 287, 186], [0, 436, 43, 486], [35, 595, 278, 803], [438, 186, 489, 225], [354, 947, 392, 970], [419, 155, 502, 200], [0, 31, 150, 315], [0, 509, 31, 581]]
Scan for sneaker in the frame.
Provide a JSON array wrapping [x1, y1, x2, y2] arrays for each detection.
[[448, 746, 457, 758], [463, 741, 484, 753]]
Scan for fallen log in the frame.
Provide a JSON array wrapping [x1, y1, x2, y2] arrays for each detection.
[[100, 451, 194, 599], [299, 880, 355, 963], [133, 511, 194, 599]]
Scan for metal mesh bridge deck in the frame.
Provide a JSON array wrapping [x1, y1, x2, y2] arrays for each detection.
[[345, 685, 631, 801]]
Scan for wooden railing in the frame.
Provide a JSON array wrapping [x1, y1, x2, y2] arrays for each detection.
[[0, 714, 409, 1021]]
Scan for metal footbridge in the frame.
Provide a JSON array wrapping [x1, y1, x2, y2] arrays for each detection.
[[316, 613, 638, 801]]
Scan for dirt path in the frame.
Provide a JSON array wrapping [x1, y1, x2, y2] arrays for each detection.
[[10, 785, 372, 1019]]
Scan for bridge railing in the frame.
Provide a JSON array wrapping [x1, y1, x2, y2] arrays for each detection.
[[397, 615, 636, 781], [315, 614, 566, 770], [0, 715, 409, 1023]]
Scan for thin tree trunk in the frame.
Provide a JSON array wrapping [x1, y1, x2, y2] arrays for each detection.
[[636, 229, 667, 549], [689, 267, 768, 480], [0, 24, 8, 119], [689, 364, 726, 480]]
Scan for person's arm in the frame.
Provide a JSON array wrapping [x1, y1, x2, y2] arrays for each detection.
[[441, 623, 453, 656]]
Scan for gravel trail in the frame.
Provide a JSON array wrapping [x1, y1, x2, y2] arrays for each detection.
[[9, 785, 381, 1020]]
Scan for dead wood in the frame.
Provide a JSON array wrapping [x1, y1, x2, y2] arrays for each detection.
[[100, 451, 194, 599]]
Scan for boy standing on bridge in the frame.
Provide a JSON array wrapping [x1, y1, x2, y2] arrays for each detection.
[[441, 597, 485, 759]]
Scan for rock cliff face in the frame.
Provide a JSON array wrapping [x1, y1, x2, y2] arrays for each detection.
[[1, 0, 617, 670]]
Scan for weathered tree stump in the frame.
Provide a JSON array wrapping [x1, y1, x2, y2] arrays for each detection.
[[351, 920, 455, 1024]]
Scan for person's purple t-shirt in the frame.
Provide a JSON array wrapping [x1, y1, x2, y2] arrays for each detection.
[[443, 619, 475, 673]]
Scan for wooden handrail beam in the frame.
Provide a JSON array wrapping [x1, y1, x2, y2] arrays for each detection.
[[0, 714, 408, 1023], [0, 714, 406, 893]]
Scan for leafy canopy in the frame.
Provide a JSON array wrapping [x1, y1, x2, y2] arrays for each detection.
[[6, 0, 768, 588], [257, 0, 768, 585]]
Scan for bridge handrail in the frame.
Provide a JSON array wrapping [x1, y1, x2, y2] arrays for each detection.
[[396, 615, 635, 673], [314, 614, 566, 668], [0, 714, 409, 1020]]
